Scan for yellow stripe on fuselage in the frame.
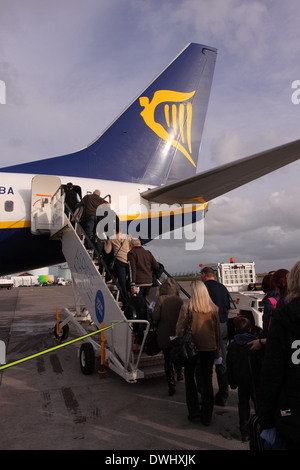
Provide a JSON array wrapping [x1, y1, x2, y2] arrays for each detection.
[[118, 203, 206, 221], [0, 204, 206, 230], [0, 220, 31, 229]]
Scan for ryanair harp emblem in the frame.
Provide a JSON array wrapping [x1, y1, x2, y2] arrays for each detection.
[[139, 90, 196, 167]]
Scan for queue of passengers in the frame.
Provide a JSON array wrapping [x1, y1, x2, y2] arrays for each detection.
[[68, 188, 299, 450], [150, 263, 300, 450]]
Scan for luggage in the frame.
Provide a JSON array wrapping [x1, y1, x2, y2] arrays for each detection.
[[144, 328, 161, 356], [248, 414, 265, 450], [247, 349, 265, 450]]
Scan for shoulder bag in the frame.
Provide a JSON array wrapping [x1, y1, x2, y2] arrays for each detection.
[[108, 238, 124, 272], [171, 309, 199, 366], [144, 327, 161, 356]]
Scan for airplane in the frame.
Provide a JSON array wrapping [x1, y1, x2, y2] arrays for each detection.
[[1, 42, 300, 277]]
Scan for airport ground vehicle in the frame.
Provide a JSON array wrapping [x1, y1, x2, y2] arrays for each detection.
[[200, 260, 265, 332], [0, 277, 13, 289], [56, 277, 66, 286]]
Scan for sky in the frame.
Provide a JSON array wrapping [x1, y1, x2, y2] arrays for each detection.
[[1, 0, 300, 275]]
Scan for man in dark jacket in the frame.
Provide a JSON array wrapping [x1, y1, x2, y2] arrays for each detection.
[[128, 238, 159, 296], [259, 291, 300, 450], [64, 182, 80, 216], [201, 266, 231, 405], [127, 238, 159, 342], [79, 190, 107, 243]]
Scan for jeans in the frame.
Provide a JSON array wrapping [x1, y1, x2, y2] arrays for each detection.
[[162, 348, 182, 386], [85, 215, 97, 242], [115, 258, 128, 296], [215, 321, 229, 403]]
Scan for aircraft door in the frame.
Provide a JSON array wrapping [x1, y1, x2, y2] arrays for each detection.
[[31, 175, 62, 234]]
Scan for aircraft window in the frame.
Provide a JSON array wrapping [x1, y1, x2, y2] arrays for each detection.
[[5, 200, 14, 212]]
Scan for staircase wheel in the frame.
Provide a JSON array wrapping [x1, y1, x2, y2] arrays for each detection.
[[80, 343, 95, 375], [53, 322, 69, 341]]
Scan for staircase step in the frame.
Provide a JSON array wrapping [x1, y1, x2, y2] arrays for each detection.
[[142, 365, 165, 379], [137, 351, 165, 378]]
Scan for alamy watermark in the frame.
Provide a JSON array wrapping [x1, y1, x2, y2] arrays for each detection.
[[291, 340, 300, 365], [0, 80, 6, 104], [95, 199, 206, 251]]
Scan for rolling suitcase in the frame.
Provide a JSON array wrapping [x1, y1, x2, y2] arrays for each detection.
[[248, 414, 265, 450]]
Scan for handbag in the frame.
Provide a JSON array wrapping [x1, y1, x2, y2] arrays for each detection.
[[171, 309, 198, 365], [108, 238, 124, 272], [108, 258, 116, 272], [144, 328, 161, 356]]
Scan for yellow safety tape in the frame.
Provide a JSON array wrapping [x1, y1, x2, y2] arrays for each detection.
[[0, 320, 124, 371]]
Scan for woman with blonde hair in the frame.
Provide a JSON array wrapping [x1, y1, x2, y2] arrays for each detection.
[[176, 280, 221, 425], [286, 261, 300, 302]]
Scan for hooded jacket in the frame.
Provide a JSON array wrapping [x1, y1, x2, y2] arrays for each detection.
[[227, 332, 262, 392], [259, 297, 300, 449]]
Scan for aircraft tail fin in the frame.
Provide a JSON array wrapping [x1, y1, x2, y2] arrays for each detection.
[[0, 43, 217, 186]]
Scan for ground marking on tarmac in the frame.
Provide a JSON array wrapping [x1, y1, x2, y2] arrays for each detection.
[[0, 320, 125, 371]]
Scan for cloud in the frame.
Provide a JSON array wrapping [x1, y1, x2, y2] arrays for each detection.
[[210, 132, 246, 165]]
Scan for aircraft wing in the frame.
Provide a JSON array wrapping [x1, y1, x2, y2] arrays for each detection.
[[141, 139, 300, 204]]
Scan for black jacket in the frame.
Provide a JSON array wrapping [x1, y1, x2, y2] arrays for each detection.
[[227, 333, 262, 396], [258, 297, 300, 449], [128, 245, 159, 287], [205, 279, 230, 323]]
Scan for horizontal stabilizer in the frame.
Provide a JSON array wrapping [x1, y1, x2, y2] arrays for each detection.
[[141, 139, 300, 204]]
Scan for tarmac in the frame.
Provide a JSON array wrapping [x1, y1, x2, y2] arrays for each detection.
[[0, 285, 251, 454]]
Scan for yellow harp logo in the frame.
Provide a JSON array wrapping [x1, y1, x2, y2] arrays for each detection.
[[139, 90, 196, 167]]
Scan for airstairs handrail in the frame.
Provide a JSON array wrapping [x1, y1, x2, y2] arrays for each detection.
[[161, 267, 191, 299], [64, 201, 138, 320]]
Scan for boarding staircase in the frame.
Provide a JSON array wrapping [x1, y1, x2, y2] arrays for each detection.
[[30, 175, 171, 382]]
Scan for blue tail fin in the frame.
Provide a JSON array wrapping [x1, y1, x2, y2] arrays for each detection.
[[0, 43, 217, 186]]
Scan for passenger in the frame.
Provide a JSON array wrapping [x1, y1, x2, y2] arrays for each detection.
[[227, 316, 263, 442], [128, 238, 159, 299], [78, 190, 107, 244], [128, 238, 159, 342], [64, 182, 80, 216], [200, 266, 230, 406], [176, 280, 221, 425], [151, 278, 184, 396], [258, 261, 300, 450], [249, 269, 289, 351], [104, 218, 131, 296], [261, 273, 279, 337], [271, 269, 289, 309]]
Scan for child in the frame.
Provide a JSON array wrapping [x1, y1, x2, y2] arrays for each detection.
[[227, 316, 262, 441]]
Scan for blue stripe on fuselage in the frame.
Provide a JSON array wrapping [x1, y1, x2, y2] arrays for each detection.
[[0, 227, 64, 275]]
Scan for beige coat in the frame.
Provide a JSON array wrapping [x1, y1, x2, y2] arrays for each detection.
[[104, 234, 131, 264], [176, 301, 221, 356]]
